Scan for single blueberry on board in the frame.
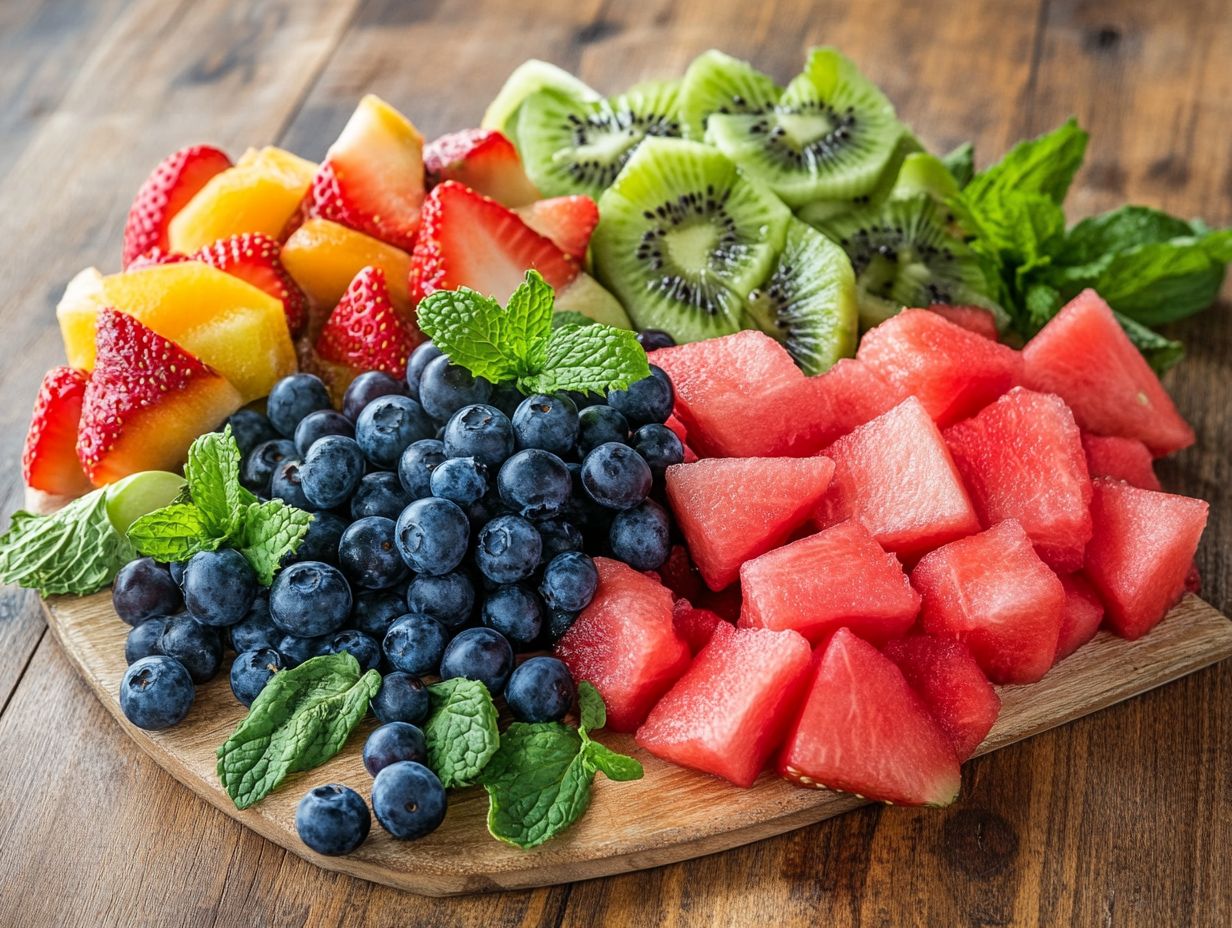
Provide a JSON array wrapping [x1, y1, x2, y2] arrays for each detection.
[[296, 784, 371, 856], [371, 761, 447, 840], [120, 655, 195, 730], [505, 656, 577, 723]]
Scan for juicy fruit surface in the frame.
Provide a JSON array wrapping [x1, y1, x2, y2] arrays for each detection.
[[778, 628, 961, 806], [515, 195, 600, 261], [1056, 573, 1105, 660], [1022, 289, 1195, 455], [944, 388, 1093, 572], [929, 305, 999, 340], [666, 456, 836, 590], [192, 232, 307, 337], [793, 357, 903, 449], [315, 266, 421, 382], [123, 145, 232, 267], [671, 599, 725, 655], [281, 217, 413, 315], [1081, 433, 1161, 491], [1084, 479, 1208, 640], [636, 623, 812, 787], [912, 519, 1064, 684], [739, 519, 920, 645], [424, 128, 540, 207], [22, 366, 92, 496], [555, 558, 691, 731], [56, 268, 109, 371]]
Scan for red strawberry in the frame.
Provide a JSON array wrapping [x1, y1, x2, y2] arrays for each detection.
[[515, 195, 599, 261], [192, 233, 307, 336], [126, 247, 190, 271], [411, 181, 580, 303], [424, 129, 540, 207], [22, 366, 92, 496], [122, 145, 232, 268], [315, 266, 422, 378]]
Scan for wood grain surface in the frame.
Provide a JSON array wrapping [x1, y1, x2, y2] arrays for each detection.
[[0, 0, 1229, 925]]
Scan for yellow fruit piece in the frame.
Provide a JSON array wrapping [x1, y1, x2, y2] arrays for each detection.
[[282, 217, 413, 314], [168, 146, 316, 253], [56, 267, 109, 370]]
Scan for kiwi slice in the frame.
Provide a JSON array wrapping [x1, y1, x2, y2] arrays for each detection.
[[795, 133, 919, 226], [514, 80, 684, 200], [815, 194, 1004, 329], [679, 50, 783, 140], [592, 138, 791, 341], [747, 219, 858, 374], [706, 47, 902, 207], [890, 152, 961, 201], [481, 60, 599, 138]]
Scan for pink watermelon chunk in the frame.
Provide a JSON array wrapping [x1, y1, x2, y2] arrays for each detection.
[[666, 456, 835, 590], [1084, 479, 1208, 640], [943, 387, 1093, 572], [857, 308, 1023, 427], [789, 358, 906, 450], [883, 634, 1000, 761], [1081, 433, 1162, 491], [636, 623, 812, 787], [928, 305, 1000, 340], [672, 599, 726, 655], [738, 519, 920, 645], [912, 519, 1065, 684], [1021, 289, 1194, 455], [778, 628, 961, 806], [1056, 573, 1105, 660], [555, 558, 691, 731], [817, 396, 980, 558]]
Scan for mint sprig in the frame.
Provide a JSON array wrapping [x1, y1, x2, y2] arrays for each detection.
[[424, 677, 501, 789], [417, 271, 650, 395]]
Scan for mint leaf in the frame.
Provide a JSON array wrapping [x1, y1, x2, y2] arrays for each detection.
[[216, 653, 380, 809], [1085, 238, 1227, 325], [578, 681, 606, 734], [236, 501, 313, 585], [521, 323, 650, 395], [127, 503, 223, 563], [552, 310, 598, 330], [964, 118, 1088, 208], [941, 141, 974, 189], [1114, 311, 1185, 373], [484, 723, 592, 849], [584, 742, 644, 781], [1063, 205, 1196, 263], [416, 288, 525, 384], [185, 427, 255, 536], [504, 271, 555, 370], [425, 678, 500, 788]]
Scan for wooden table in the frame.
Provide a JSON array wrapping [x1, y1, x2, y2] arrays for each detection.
[[0, 0, 1228, 925]]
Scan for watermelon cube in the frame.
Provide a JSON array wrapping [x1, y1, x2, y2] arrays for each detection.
[[739, 519, 920, 645], [1081, 433, 1162, 491], [883, 634, 1000, 761], [790, 358, 906, 450], [1056, 573, 1105, 660], [555, 558, 691, 731], [1022, 290, 1194, 455], [666, 456, 835, 590], [672, 599, 726, 655], [928, 305, 1000, 340], [943, 388, 1093, 572], [912, 519, 1064, 684], [857, 308, 1023, 427], [818, 396, 980, 558], [778, 628, 961, 806], [636, 623, 812, 787], [1084, 479, 1208, 640]]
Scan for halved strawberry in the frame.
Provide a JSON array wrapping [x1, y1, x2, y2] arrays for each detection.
[[315, 266, 422, 378], [22, 366, 92, 496], [192, 233, 307, 336], [424, 128, 540, 207], [515, 195, 599, 261], [411, 180, 580, 303], [122, 145, 232, 268], [126, 247, 191, 271], [309, 95, 425, 252]]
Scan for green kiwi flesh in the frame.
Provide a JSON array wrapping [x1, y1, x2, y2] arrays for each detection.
[[553, 272, 634, 329], [795, 133, 920, 226], [890, 152, 961, 201], [591, 138, 791, 342], [679, 50, 783, 140], [481, 60, 599, 138]]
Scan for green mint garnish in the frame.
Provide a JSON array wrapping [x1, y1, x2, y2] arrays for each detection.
[[424, 677, 501, 789], [416, 270, 650, 395], [216, 653, 380, 809]]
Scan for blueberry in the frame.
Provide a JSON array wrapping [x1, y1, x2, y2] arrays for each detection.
[[535, 519, 584, 565], [338, 517, 409, 591], [371, 672, 431, 725], [636, 329, 675, 352], [350, 472, 412, 521], [394, 497, 470, 576], [466, 486, 507, 527], [495, 448, 571, 521], [382, 613, 448, 675], [342, 371, 410, 422], [269, 458, 315, 510], [539, 552, 599, 613], [429, 456, 489, 506], [581, 442, 652, 510], [488, 381, 527, 418], [363, 721, 427, 776], [481, 585, 543, 646], [405, 571, 475, 629], [442, 403, 514, 468], [296, 784, 371, 856], [267, 373, 332, 438], [577, 405, 628, 454], [182, 549, 258, 627], [124, 617, 167, 664], [352, 590, 407, 640], [283, 511, 348, 566], [505, 656, 576, 723], [270, 561, 353, 637], [473, 514, 541, 584], [242, 438, 297, 494], [120, 655, 195, 730], [371, 761, 446, 840], [606, 365, 674, 426], [323, 629, 382, 672], [228, 596, 278, 653], [440, 627, 514, 694], [548, 609, 578, 642], [397, 439, 447, 500], [512, 394, 579, 455], [229, 647, 284, 706], [224, 410, 280, 457], [300, 435, 366, 510], [294, 410, 354, 457], [168, 560, 186, 588], [112, 557, 182, 627], [276, 633, 327, 668], [158, 616, 223, 683], [562, 462, 608, 528], [405, 341, 443, 400], [630, 423, 684, 479], [419, 357, 493, 422], [609, 499, 671, 570], [356, 395, 435, 468]]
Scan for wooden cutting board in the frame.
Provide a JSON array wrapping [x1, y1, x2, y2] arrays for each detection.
[[41, 591, 1232, 896]]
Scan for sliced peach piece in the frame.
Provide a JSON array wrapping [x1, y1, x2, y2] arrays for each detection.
[[56, 267, 109, 370], [282, 217, 413, 315]]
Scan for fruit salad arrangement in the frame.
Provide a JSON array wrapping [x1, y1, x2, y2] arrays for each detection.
[[0, 46, 1227, 857]]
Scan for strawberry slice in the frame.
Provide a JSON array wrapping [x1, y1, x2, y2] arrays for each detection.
[[22, 366, 93, 496], [316, 266, 422, 378], [122, 145, 232, 268], [192, 233, 307, 337], [411, 181, 580, 303], [309, 95, 425, 252], [126, 247, 191, 270], [515, 195, 599, 261], [424, 129, 540, 208]]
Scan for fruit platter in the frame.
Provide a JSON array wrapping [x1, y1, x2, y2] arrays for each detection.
[[4, 48, 1231, 895]]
